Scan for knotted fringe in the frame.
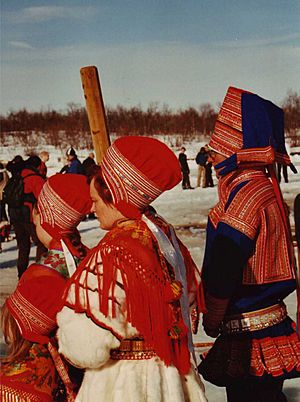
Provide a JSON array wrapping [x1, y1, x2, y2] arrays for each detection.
[[100, 241, 190, 374], [66, 220, 203, 375]]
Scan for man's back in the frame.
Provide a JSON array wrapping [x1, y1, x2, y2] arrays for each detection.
[[179, 153, 189, 172], [67, 158, 84, 174]]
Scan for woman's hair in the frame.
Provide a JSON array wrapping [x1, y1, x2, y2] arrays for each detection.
[[63, 231, 88, 260], [0, 303, 32, 364], [33, 204, 87, 259], [87, 164, 113, 205]]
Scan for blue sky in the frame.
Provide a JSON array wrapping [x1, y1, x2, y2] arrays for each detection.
[[1, 0, 299, 114]]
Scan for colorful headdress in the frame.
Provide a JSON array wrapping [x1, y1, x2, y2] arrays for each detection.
[[209, 86, 295, 175], [38, 174, 92, 240], [6, 265, 66, 344], [101, 136, 182, 218]]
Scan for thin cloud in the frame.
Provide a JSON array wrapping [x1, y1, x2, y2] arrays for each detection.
[[6, 6, 97, 24], [9, 41, 34, 49], [212, 33, 300, 49]]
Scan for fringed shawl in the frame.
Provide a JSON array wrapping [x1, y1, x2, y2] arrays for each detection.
[[63, 217, 204, 375]]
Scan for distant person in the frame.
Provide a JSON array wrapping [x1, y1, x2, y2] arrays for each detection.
[[0, 162, 9, 221], [205, 162, 214, 187], [81, 152, 97, 219], [0, 162, 10, 252], [64, 147, 84, 175], [5, 155, 24, 177], [38, 150, 50, 178], [0, 174, 92, 401], [195, 147, 208, 188], [59, 158, 70, 174], [6, 155, 47, 278], [82, 152, 96, 177], [204, 145, 214, 187], [178, 147, 193, 189]]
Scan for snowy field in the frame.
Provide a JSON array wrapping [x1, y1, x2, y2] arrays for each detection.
[[1, 139, 300, 401]]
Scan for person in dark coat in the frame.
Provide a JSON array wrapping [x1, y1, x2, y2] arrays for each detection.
[[82, 152, 96, 177], [178, 147, 193, 189], [195, 147, 208, 188], [204, 145, 214, 188], [0, 162, 9, 222], [64, 147, 84, 175], [7, 155, 47, 278], [82, 152, 97, 219]]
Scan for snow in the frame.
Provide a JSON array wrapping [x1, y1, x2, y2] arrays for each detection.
[[1, 138, 300, 401]]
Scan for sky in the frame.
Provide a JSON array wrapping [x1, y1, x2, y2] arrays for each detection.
[[1, 0, 300, 115]]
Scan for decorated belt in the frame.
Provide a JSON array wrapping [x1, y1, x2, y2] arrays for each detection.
[[110, 338, 156, 360], [222, 303, 287, 334]]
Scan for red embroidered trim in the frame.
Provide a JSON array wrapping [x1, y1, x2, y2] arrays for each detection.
[[209, 169, 295, 284]]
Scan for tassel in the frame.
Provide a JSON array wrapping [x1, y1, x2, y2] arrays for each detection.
[[48, 340, 76, 402]]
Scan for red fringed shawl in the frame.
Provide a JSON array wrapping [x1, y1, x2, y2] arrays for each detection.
[[64, 216, 204, 375]]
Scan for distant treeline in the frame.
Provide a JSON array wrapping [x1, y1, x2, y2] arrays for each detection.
[[1, 90, 299, 145], [0, 102, 216, 137]]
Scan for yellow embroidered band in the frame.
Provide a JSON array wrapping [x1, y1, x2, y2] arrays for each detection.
[[222, 303, 287, 334]]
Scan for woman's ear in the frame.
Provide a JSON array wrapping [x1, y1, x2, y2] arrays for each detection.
[[32, 205, 40, 227]]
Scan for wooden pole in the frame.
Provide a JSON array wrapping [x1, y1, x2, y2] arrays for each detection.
[[80, 66, 110, 164]]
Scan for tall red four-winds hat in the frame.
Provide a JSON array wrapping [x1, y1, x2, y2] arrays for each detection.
[[209, 86, 294, 169]]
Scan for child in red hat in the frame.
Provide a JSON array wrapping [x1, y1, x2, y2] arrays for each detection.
[[57, 137, 207, 402], [1, 174, 92, 402]]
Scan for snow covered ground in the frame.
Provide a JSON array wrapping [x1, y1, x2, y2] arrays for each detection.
[[1, 139, 300, 401]]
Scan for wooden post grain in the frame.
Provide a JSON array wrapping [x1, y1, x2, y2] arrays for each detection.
[[80, 66, 110, 164]]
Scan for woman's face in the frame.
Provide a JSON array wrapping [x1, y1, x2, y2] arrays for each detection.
[[90, 178, 125, 230], [32, 208, 52, 248]]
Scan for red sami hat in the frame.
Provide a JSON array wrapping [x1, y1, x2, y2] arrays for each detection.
[[37, 174, 92, 240], [101, 136, 181, 218], [6, 265, 66, 344]]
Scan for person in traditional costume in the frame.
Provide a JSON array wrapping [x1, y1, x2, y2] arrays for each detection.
[[57, 136, 207, 402], [198, 86, 300, 402], [0, 174, 92, 402]]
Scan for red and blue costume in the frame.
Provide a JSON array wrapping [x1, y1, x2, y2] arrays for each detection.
[[198, 87, 300, 401]]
